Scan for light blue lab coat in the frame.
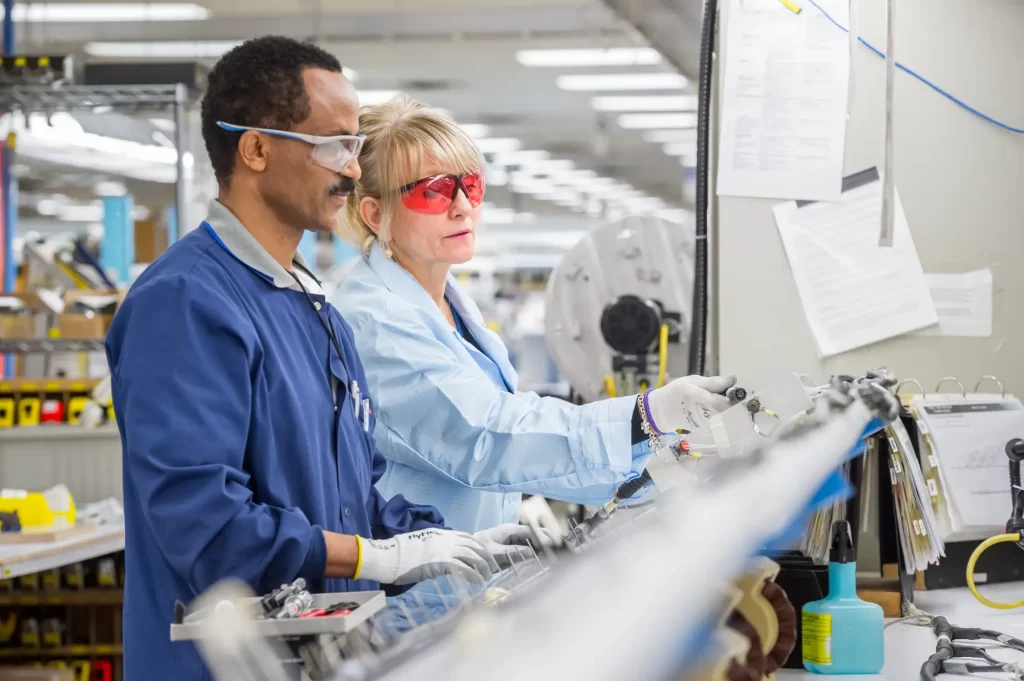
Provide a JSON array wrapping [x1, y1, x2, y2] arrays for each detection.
[[333, 243, 652, 533]]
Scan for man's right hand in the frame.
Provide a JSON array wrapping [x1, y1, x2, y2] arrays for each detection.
[[355, 529, 497, 585]]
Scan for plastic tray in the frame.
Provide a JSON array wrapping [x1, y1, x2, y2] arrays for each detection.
[[170, 590, 385, 641]]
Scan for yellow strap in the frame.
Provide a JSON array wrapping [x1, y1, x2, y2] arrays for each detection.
[[353, 535, 364, 580]]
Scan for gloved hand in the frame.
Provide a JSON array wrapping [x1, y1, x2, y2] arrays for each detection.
[[356, 529, 497, 585], [645, 375, 736, 436], [473, 524, 561, 568]]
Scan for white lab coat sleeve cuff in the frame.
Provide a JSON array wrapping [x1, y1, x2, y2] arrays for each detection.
[[567, 395, 639, 478]]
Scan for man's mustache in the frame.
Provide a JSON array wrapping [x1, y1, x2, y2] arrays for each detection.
[[330, 178, 356, 195]]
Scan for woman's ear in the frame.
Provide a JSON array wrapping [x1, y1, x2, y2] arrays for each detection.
[[360, 197, 382, 235]]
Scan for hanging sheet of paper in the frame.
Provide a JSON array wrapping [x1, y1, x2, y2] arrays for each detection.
[[717, 0, 850, 201], [915, 269, 993, 337], [912, 394, 1024, 537], [772, 168, 938, 357]]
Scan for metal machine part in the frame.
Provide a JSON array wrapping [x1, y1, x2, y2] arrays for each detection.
[[545, 215, 695, 401]]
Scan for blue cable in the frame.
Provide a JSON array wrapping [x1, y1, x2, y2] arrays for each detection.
[[804, 0, 1024, 134]]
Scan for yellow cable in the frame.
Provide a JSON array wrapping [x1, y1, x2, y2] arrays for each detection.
[[603, 375, 617, 398], [656, 324, 669, 388], [967, 533, 1024, 609]]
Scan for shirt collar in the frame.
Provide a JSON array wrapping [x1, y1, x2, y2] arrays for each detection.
[[365, 240, 459, 311], [204, 200, 323, 295]]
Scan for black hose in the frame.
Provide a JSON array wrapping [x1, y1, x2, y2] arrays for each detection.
[[688, 0, 719, 376]]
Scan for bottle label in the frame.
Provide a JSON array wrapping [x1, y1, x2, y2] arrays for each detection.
[[802, 611, 832, 665]]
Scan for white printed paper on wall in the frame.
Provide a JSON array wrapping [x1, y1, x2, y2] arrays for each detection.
[[916, 269, 993, 338], [772, 168, 938, 357], [717, 0, 850, 201]]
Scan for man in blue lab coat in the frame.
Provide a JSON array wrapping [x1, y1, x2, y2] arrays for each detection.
[[106, 36, 502, 681]]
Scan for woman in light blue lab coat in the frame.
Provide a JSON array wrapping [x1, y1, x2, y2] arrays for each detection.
[[332, 95, 736, 534]]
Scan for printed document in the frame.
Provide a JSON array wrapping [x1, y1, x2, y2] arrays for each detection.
[[772, 168, 938, 357], [717, 0, 850, 201], [913, 395, 1024, 534], [917, 269, 993, 337]]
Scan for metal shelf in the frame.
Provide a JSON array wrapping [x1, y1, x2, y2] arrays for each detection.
[[0, 338, 105, 353], [0, 644, 122, 658], [0, 83, 181, 113], [0, 523, 124, 580], [0, 424, 119, 442], [0, 588, 123, 606]]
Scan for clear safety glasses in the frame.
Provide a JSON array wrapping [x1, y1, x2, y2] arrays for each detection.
[[217, 121, 365, 173], [399, 171, 486, 214]]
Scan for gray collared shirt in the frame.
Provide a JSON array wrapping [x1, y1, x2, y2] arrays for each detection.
[[204, 200, 323, 295]]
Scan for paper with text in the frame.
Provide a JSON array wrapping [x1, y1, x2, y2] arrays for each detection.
[[772, 172, 938, 357], [912, 395, 1024, 534], [717, 0, 850, 201], [916, 269, 993, 337]]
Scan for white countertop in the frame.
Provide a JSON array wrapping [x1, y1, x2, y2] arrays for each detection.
[[779, 582, 1024, 680]]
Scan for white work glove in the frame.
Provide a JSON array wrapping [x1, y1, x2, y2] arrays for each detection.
[[472, 524, 561, 568], [356, 529, 497, 585], [645, 375, 736, 437]]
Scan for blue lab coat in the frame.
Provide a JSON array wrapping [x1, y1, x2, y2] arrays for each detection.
[[106, 202, 445, 681], [332, 242, 653, 534]]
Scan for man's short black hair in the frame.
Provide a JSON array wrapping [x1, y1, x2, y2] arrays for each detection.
[[201, 35, 344, 186]]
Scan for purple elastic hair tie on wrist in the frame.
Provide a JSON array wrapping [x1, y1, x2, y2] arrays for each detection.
[[642, 389, 665, 436]]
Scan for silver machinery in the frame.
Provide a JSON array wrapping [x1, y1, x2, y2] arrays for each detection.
[[182, 373, 900, 681], [544, 215, 695, 401]]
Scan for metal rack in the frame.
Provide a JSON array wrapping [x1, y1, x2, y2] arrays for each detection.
[[0, 521, 124, 580], [0, 338, 105, 354], [0, 82, 193, 275]]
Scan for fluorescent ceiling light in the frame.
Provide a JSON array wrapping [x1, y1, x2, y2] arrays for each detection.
[[491, 150, 551, 166], [85, 40, 234, 58], [86, 40, 357, 78], [7, 3, 209, 22], [475, 138, 521, 154], [515, 48, 661, 68], [643, 129, 698, 144], [358, 90, 399, 106], [617, 113, 698, 129], [592, 95, 698, 112], [460, 124, 490, 138], [556, 73, 688, 91], [516, 159, 575, 175], [662, 142, 697, 156]]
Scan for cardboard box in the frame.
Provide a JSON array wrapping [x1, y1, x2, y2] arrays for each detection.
[[56, 289, 123, 339], [0, 293, 49, 339]]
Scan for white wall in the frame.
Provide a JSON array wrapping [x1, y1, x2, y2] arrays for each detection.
[[714, 0, 1024, 392]]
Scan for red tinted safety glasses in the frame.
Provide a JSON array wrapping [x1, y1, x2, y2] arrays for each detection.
[[400, 171, 485, 214]]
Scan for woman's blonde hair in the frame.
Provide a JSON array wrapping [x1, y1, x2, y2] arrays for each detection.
[[339, 93, 484, 255]]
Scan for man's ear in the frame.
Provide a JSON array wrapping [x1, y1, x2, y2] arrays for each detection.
[[236, 131, 270, 173], [360, 197, 382, 235]]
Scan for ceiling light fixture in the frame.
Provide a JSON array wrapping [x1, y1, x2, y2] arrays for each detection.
[[8, 3, 210, 22], [459, 124, 490, 138], [556, 73, 688, 91], [491, 150, 551, 166], [515, 47, 661, 68], [617, 113, 698, 129], [662, 142, 697, 156], [592, 95, 698, 112], [357, 90, 399, 106], [475, 138, 522, 154], [643, 129, 698, 144]]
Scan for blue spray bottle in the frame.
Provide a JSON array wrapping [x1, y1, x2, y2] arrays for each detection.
[[802, 520, 884, 674]]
